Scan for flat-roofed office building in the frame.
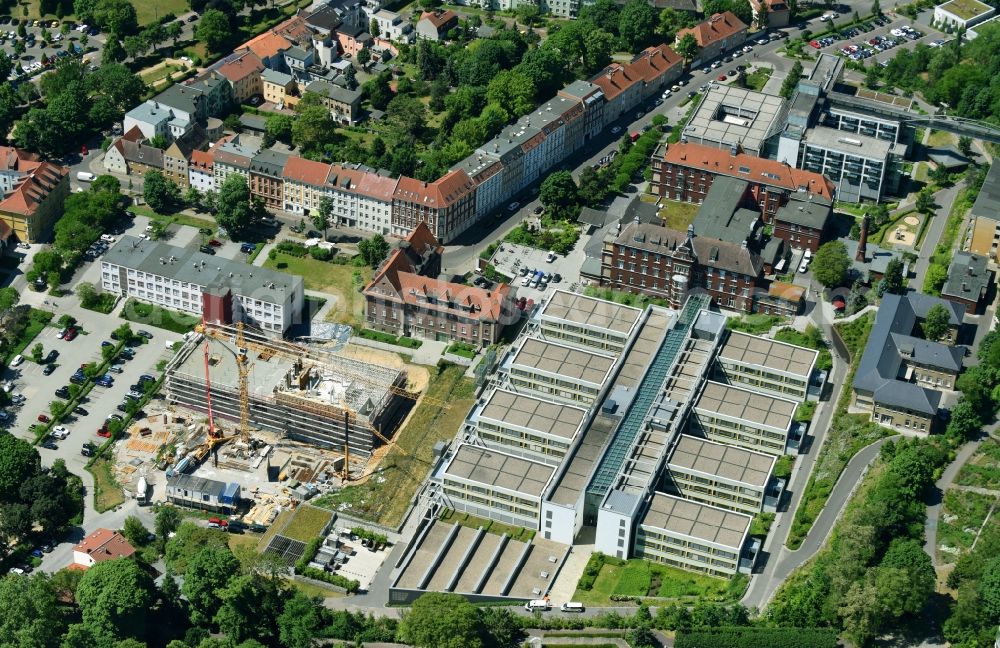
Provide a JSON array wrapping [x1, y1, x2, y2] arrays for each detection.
[[714, 331, 817, 401], [438, 443, 555, 528], [504, 338, 616, 405], [635, 491, 752, 577], [467, 388, 588, 464], [665, 435, 775, 515], [690, 380, 798, 455], [536, 290, 642, 354]]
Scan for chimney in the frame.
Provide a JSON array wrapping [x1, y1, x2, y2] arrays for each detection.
[[856, 215, 869, 262], [962, 281, 969, 292]]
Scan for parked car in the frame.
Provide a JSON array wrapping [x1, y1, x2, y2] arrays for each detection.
[[55, 386, 70, 398], [37, 414, 50, 423], [10, 354, 23, 367], [42, 364, 57, 376]]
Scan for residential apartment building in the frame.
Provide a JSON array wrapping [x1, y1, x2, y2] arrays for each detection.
[[72, 529, 136, 569], [371, 9, 412, 41], [305, 79, 363, 124], [212, 134, 260, 187], [416, 10, 458, 40], [853, 293, 965, 433], [649, 141, 835, 222], [634, 491, 752, 577], [104, 134, 164, 176], [162, 127, 207, 190], [262, 69, 297, 105], [392, 170, 476, 243], [535, 289, 642, 354], [749, 0, 790, 27], [101, 236, 304, 334], [249, 149, 289, 209], [281, 155, 331, 215], [772, 192, 832, 252], [598, 221, 764, 312], [942, 251, 992, 315], [362, 223, 510, 345], [690, 380, 798, 455], [354, 171, 397, 233], [715, 331, 818, 402], [188, 150, 215, 193], [664, 434, 776, 515], [504, 338, 615, 406], [215, 50, 265, 103], [676, 12, 748, 64], [467, 388, 589, 464], [124, 76, 232, 144], [439, 443, 554, 528], [0, 146, 69, 244], [591, 64, 642, 126]]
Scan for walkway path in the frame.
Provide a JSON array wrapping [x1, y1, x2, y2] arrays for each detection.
[[911, 183, 961, 288], [924, 432, 991, 564]]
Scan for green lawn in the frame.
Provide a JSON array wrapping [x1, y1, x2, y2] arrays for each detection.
[[314, 364, 476, 527], [263, 252, 372, 329], [4, 308, 54, 364], [572, 558, 738, 605], [439, 509, 535, 542], [937, 489, 998, 564], [956, 439, 1000, 490], [120, 299, 200, 335], [24, 0, 188, 24], [280, 505, 334, 543], [743, 68, 773, 91], [939, 0, 992, 21], [87, 456, 125, 513], [139, 63, 181, 86], [127, 205, 217, 233], [658, 199, 700, 230], [727, 313, 785, 335]]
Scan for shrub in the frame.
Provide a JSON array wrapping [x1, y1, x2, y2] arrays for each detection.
[[309, 246, 333, 261], [300, 566, 360, 593], [276, 240, 308, 257]]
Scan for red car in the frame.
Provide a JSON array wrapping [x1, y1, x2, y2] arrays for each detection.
[[64, 327, 78, 341], [809, 39, 821, 48], [37, 414, 50, 423], [717, 74, 727, 81], [81, 145, 88, 156], [97, 424, 110, 438], [208, 239, 223, 247]]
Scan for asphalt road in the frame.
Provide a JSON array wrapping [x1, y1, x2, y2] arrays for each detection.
[[910, 182, 961, 288]]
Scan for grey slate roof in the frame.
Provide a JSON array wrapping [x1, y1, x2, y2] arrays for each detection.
[[616, 222, 763, 277], [907, 291, 964, 325], [853, 292, 962, 415], [971, 163, 1000, 220], [104, 235, 302, 305], [774, 193, 832, 230], [249, 149, 290, 177], [305, 79, 362, 105], [943, 251, 991, 303], [262, 69, 294, 86]]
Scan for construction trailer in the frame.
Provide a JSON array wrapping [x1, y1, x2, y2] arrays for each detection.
[[164, 330, 409, 458]]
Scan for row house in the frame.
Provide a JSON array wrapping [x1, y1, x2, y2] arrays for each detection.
[[212, 134, 260, 187], [214, 50, 265, 103], [249, 149, 289, 209], [104, 134, 164, 177], [188, 150, 214, 193], [676, 12, 748, 64], [626, 45, 683, 102], [591, 64, 642, 126], [282, 155, 332, 216], [597, 222, 764, 313], [650, 141, 835, 223], [392, 170, 476, 243], [162, 126, 208, 191], [354, 171, 397, 234], [363, 222, 511, 345], [558, 80, 606, 144], [451, 152, 503, 219], [262, 69, 297, 106], [304, 79, 363, 124]]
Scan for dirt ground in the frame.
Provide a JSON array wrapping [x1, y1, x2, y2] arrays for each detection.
[[335, 343, 430, 393]]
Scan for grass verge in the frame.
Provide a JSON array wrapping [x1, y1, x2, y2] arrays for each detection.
[[88, 455, 126, 513], [572, 555, 743, 605], [743, 67, 773, 91], [281, 505, 334, 543], [264, 251, 371, 328], [3, 308, 54, 364], [357, 328, 423, 349], [127, 205, 217, 232], [120, 298, 200, 335], [727, 313, 785, 335], [956, 438, 1000, 490], [936, 489, 998, 564], [313, 363, 475, 527], [439, 509, 535, 542]]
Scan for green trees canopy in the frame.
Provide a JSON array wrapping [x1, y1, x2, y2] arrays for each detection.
[[921, 303, 951, 342], [812, 240, 850, 288], [195, 9, 232, 54], [398, 592, 485, 648], [0, 572, 65, 647], [539, 170, 580, 220], [76, 558, 156, 644], [215, 175, 263, 240], [183, 545, 240, 626], [358, 234, 390, 267]]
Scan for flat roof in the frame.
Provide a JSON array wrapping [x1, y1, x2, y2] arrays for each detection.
[[718, 331, 817, 380], [803, 125, 893, 160], [939, 0, 993, 19], [695, 380, 796, 430], [640, 491, 752, 550], [479, 388, 587, 440], [394, 521, 452, 589], [510, 338, 615, 386], [667, 434, 774, 488], [444, 444, 554, 497], [683, 84, 786, 154], [507, 537, 570, 599], [538, 290, 642, 335]]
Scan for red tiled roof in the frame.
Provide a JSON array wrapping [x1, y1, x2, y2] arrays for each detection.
[[189, 149, 214, 172], [628, 44, 683, 83], [677, 12, 747, 47], [241, 32, 292, 61], [393, 169, 474, 209], [591, 63, 638, 101], [419, 9, 457, 30], [326, 164, 367, 192], [216, 50, 265, 83], [658, 141, 835, 200], [355, 172, 399, 202], [0, 161, 67, 217], [0, 146, 39, 172], [282, 156, 330, 185], [365, 222, 509, 322], [73, 528, 136, 564]]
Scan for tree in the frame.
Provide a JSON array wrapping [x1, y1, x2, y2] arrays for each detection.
[[540, 170, 580, 220], [578, 166, 607, 207], [0, 574, 65, 647], [31, 342, 43, 363], [215, 175, 258, 240], [215, 575, 285, 644], [399, 592, 484, 648], [946, 399, 982, 441], [315, 197, 334, 236], [265, 113, 293, 145], [618, 0, 656, 52], [91, 0, 138, 36], [812, 240, 850, 288], [958, 135, 973, 157], [363, 72, 394, 111], [486, 70, 536, 117], [370, 17, 381, 37], [0, 431, 41, 502], [879, 257, 905, 296], [183, 545, 239, 626], [916, 187, 935, 214], [864, 63, 880, 89], [358, 234, 390, 267], [780, 60, 803, 99], [980, 557, 1000, 622], [143, 171, 180, 213], [76, 558, 156, 643], [922, 303, 951, 342], [121, 515, 150, 547], [291, 105, 337, 153], [675, 33, 699, 63], [357, 48, 371, 66], [277, 592, 324, 648], [872, 0, 881, 16], [166, 21, 183, 47], [195, 9, 231, 54]]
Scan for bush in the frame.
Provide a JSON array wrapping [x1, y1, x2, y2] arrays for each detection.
[[294, 537, 322, 574], [300, 566, 360, 593], [309, 246, 333, 261], [350, 527, 388, 546], [676, 628, 838, 648], [276, 240, 308, 257]]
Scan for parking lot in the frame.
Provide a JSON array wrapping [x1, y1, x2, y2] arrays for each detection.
[[488, 240, 589, 306], [0, 18, 101, 83], [802, 14, 942, 65]]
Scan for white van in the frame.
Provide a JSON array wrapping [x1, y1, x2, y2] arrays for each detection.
[[76, 171, 95, 182], [561, 602, 585, 613], [10, 354, 23, 367], [524, 599, 550, 612]]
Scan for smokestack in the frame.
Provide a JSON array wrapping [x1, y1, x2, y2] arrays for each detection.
[[856, 215, 869, 262]]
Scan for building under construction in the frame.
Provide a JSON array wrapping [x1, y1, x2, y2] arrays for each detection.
[[164, 326, 409, 458]]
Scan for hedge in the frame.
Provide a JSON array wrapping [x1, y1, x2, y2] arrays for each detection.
[[275, 240, 308, 257], [300, 566, 360, 593], [350, 527, 388, 547], [675, 628, 839, 648]]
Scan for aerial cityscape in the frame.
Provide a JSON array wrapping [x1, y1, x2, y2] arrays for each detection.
[[1, 0, 1000, 646]]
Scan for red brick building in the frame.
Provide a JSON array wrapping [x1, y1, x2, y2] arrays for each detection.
[[363, 223, 511, 345], [391, 169, 476, 244], [771, 194, 832, 253], [675, 12, 748, 63], [650, 141, 835, 224], [597, 222, 764, 312]]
